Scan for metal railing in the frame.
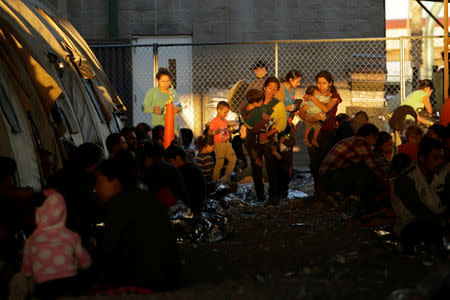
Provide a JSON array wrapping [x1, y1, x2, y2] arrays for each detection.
[[91, 36, 445, 135]]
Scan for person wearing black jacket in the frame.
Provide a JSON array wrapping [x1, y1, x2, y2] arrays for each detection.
[[95, 151, 180, 291]]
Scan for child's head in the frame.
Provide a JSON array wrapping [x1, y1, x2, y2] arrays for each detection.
[[135, 122, 152, 143], [180, 128, 194, 149], [152, 125, 165, 145], [74, 143, 104, 174], [120, 127, 138, 152], [36, 189, 67, 228], [418, 79, 434, 96], [418, 137, 444, 174], [405, 124, 423, 146], [245, 89, 265, 106], [335, 113, 350, 127], [305, 85, 319, 96], [95, 150, 138, 202], [137, 139, 165, 168], [164, 145, 187, 167], [217, 101, 230, 119], [375, 131, 393, 153], [354, 110, 369, 123], [194, 135, 214, 153], [426, 124, 447, 142]]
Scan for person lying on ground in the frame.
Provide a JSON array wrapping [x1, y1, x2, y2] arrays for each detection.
[[392, 137, 450, 254], [165, 145, 207, 217], [95, 151, 180, 292]]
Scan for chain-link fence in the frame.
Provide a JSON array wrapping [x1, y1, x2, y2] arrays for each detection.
[[91, 36, 444, 135]]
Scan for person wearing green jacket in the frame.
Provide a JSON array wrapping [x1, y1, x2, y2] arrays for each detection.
[[142, 68, 183, 133]]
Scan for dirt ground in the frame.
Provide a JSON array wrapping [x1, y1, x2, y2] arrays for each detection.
[[162, 173, 441, 300]]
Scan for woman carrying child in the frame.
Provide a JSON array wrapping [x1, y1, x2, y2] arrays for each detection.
[[241, 77, 287, 205], [299, 70, 342, 191]]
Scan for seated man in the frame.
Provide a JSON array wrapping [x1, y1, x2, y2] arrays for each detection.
[[95, 151, 180, 291], [138, 140, 186, 208], [392, 137, 450, 253], [105, 133, 128, 158], [165, 145, 207, 217], [319, 123, 386, 208]]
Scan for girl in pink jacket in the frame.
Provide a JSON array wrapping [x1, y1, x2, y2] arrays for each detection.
[[21, 189, 91, 298]]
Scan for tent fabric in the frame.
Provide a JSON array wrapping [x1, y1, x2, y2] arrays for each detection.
[[0, 66, 41, 190], [0, 0, 124, 190], [12, 36, 63, 113]]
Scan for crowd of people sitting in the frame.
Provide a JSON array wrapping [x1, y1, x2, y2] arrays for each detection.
[[2, 62, 450, 298]]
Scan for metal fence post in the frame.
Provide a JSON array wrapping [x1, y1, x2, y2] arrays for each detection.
[[399, 37, 406, 104], [275, 42, 278, 78], [153, 43, 159, 87]]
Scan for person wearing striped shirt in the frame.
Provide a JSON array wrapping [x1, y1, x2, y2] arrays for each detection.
[[194, 135, 215, 183]]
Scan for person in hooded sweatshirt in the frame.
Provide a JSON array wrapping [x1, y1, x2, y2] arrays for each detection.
[[21, 189, 91, 299]]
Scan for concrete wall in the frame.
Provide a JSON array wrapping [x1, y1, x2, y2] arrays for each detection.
[[49, 0, 385, 42]]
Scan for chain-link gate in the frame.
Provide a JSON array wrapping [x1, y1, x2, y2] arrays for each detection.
[[91, 36, 444, 136]]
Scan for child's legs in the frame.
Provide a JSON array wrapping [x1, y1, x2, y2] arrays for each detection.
[[212, 142, 226, 180], [223, 142, 237, 176], [304, 128, 311, 141], [312, 128, 320, 142]]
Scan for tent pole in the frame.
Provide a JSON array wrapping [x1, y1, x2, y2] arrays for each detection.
[[444, 0, 448, 102]]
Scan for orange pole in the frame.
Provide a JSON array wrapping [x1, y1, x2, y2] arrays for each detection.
[[163, 102, 174, 149], [441, 0, 450, 126]]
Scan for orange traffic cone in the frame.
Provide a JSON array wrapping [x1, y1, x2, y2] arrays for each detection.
[[164, 102, 175, 149]]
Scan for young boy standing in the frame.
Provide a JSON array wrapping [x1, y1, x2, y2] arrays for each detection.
[[209, 101, 237, 183]]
